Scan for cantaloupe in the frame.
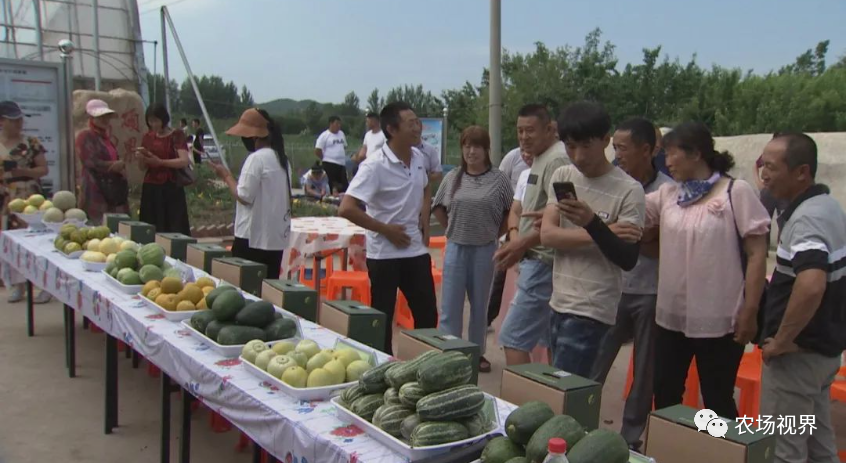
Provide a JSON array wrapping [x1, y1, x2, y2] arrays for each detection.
[[51, 190, 76, 211]]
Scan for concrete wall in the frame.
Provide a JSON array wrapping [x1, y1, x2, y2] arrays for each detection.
[[605, 132, 846, 207]]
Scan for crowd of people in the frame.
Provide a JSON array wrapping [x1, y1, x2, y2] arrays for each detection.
[[0, 92, 842, 462], [340, 100, 845, 463]]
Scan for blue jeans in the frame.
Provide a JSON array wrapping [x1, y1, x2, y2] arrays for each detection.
[[550, 312, 611, 377], [439, 241, 497, 355], [498, 259, 553, 352]]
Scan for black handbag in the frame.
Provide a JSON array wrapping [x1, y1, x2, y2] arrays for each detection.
[[727, 178, 768, 344], [94, 172, 129, 208]]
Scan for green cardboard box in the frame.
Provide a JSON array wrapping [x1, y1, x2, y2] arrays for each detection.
[[319, 300, 386, 351], [117, 221, 156, 244], [211, 256, 267, 296], [186, 243, 231, 273], [104, 213, 131, 233], [261, 279, 318, 322], [396, 328, 480, 385], [155, 233, 197, 261], [500, 363, 602, 430], [645, 405, 775, 463]]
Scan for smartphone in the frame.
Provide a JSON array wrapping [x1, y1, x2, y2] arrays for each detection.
[[553, 181, 578, 201]]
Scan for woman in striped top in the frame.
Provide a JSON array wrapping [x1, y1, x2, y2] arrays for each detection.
[[433, 126, 513, 372]]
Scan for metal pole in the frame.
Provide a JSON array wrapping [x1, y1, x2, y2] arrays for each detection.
[[162, 7, 227, 169], [92, 0, 101, 90], [488, 0, 503, 164], [442, 105, 449, 165], [160, 7, 170, 114], [32, 0, 43, 60], [59, 39, 75, 195]]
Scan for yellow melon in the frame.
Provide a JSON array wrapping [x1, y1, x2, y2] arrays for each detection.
[[195, 277, 215, 289], [160, 277, 182, 294], [176, 300, 196, 311], [141, 280, 160, 297]]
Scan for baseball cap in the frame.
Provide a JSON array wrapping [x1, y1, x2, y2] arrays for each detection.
[[86, 99, 115, 118], [0, 101, 25, 119], [226, 108, 269, 138]]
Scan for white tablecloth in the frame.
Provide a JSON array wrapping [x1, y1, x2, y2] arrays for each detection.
[[283, 217, 367, 279], [0, 229, 515, 463]]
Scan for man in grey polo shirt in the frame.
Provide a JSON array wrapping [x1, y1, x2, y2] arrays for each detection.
[[758, 132, 846, 463], [590, 117, 672, 451]]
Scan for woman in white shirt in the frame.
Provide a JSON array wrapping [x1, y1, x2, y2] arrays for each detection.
[[211, 108, 291, 279]]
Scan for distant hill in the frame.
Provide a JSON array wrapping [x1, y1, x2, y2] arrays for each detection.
[[259, 98, 320, 115]]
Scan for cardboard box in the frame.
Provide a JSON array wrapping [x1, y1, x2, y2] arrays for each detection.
[[395, 328, 480, 385], [261, 279, 318, 322], [103, 213, 131, 233], [155, 233, 197, 261], [186, 243, 231, 273], [211, 257, 267, 296], [500, 363, 602, 430], [117, 221, 156, 244], [318, 300, 386, 351], [645, 405, 775, 463]]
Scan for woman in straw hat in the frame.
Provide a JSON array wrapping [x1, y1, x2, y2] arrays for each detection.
[[210, 108, 292, 279], [75, 99, 129, 224]]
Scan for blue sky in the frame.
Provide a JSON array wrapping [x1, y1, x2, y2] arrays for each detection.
[[139, 0, 846, 104]]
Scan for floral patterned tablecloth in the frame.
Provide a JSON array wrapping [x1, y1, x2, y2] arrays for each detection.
[[0, 229, 515, 463], [283, 217, 368, 279]]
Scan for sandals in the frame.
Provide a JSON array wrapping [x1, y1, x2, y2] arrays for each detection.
[[479, 356, 492, 373]]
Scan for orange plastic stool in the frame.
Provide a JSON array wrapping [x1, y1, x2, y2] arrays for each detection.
[[395, 293, 415, 330], [624, 352, 699, 408], [299, 251, 336, 295], [209, 410, 232, 433], [325, 270, 371, 305], [429, 236, 447, 268], [736, 347, 763, 419]]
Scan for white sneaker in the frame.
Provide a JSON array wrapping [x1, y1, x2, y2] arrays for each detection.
[[34, 290, 53, 304], [7, 286, 23, 303]]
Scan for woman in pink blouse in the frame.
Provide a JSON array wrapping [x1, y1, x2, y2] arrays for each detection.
[[646, 122, 769, 419]]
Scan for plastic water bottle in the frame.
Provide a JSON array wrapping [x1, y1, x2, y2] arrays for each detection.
[[542, 437, 569, 463]]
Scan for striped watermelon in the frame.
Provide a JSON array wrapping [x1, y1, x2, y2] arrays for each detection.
[[416, 384, 485, 421], [400, 414, 422, 441], [385, 350, 439, 389], [376, 404, 415, 437], [398, 382, 427, 409], [383, 387, 401, 405], [340, 384, 365, 406], [411, 421, 470, 447], [351, 393, 384, 421], [416, 351, 473, 392]]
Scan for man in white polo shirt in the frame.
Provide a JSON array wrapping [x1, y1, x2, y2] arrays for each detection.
[[339, 101, 438, 354], [416, 140, 443, 182], [354, 112, 386, 162], [315, 115, 348, 193]]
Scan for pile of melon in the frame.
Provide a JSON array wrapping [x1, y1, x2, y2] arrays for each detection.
[[103, 242, 176, 286], [54, 224, 112, 257], [11, 190, 88, 223], [141, 276, 217, 312], [242, 339, 373, 389]]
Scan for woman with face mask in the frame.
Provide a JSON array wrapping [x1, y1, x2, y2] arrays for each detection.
[[211, 108, 291, 279], [432, 126, 513, 373], [137, 103, 191, 235]]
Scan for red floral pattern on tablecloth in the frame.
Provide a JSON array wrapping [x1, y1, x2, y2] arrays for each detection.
[[283, 217, 367, 279]]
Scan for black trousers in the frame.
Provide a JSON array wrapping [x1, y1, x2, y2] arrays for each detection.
[[486, 267, 506, 325], [653, 326, 745, 419], [231, 237, 283, 280], [322, 161, 349, 193], [367, 254, 438, 354], [139, 182, 190, 236]]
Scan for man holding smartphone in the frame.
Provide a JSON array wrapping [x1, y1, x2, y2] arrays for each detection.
[[495, 104, 569, 366], [540, 101, 646, 378]]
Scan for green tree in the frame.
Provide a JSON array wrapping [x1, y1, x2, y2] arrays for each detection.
[[366, 88, 383, 113], [340, 91, 361, 116], [384, 84, 443, 117], [147, 73, 180, 111], [239, 85, 255, 110]]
